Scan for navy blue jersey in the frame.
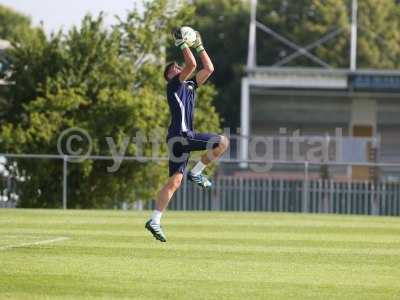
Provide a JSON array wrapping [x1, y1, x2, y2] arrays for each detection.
[[166, 75, 198, 139]]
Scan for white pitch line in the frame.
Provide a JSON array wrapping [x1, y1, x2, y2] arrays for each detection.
[[0, 236, 69, 251]]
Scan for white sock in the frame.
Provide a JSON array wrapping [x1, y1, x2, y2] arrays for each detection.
[[151, 210, 163, 225], [191, 161, 206, 176]]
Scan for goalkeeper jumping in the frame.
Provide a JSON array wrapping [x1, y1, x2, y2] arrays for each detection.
[[145, 28, 229, 242]]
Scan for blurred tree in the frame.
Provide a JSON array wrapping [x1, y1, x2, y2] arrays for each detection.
[[357, 0, 400, 69], [256, 0, 400, 68], [0, 5, 37, 88], [182, 0, 400, 130], [256, 0, 350, 67], [0, 5, 32, 42], [0, 0, 221, 208]]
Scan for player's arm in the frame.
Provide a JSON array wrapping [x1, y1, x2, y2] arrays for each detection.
[[179, 47, 197, 83], [193, 32, 214, 86], [173, 29, 197, 83]]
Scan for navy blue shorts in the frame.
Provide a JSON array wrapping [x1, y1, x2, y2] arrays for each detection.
[[167, 132, 221, 177]]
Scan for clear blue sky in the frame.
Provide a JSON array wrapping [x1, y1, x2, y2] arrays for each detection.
[[0, 0, 142, 34]]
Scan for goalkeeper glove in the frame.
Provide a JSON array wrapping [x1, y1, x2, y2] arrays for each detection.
[[173, 28, 188, 50], [193, 31, 205, 53]]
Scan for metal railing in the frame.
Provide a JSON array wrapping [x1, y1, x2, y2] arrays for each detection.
[[147, 164, 400, 216], [1, 153, 400, 216], [153, 177, 399, 216]]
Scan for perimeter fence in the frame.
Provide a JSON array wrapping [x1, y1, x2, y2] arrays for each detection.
[[1, 153, 399, 216]]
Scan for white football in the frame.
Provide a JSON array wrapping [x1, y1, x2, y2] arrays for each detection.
[[181, 26, 197, 47]]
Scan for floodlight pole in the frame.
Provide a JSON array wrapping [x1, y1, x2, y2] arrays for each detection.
[[247, 0, 257, 68], [350, 0, 358, 71], [241, 0, 257, 168], [240, 78, 250, 168]]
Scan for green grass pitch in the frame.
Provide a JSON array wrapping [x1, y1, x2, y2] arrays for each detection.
[[1, 209, 400, 299]]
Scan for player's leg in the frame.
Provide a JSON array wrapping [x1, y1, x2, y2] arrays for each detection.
[[185, 133, 230, 188], [145, 138, 188, 242], [145, 173, 183, 242], [155, 172, 183, 213], [198, 134, 230, 165]]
